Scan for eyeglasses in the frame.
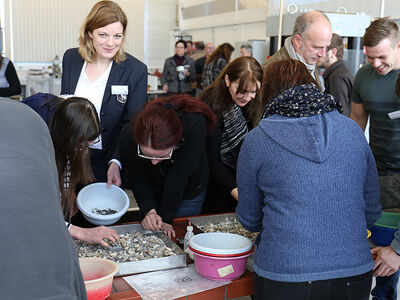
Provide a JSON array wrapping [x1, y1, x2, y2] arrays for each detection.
[[137, 145, 174, 160]]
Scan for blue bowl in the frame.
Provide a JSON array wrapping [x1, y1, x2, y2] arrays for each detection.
[[370, 212, 400, 246]]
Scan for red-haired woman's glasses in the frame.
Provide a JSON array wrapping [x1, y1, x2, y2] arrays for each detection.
[[137, 145, 174, 160]]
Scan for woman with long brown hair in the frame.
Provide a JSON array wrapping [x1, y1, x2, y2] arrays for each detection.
[[50, 98, 99, 219], [50, 97, 119, 246], [199, 56, 263, 213], [107, 94, 217, 237], [23, 95, 119, 247], [202, 42, 234, 89], [236, 59, 381, 299]]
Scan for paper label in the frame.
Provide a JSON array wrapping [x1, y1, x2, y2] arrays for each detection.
[[111, 85, 128, 95], [217, 264, 234, 277], [388, 110, 400, 120]]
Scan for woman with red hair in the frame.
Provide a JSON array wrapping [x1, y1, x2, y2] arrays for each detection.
[[107, 94, 216, 237]]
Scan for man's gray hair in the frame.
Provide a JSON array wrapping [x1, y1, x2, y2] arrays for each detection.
[[240, 44, 253, 53], [292, 11, 330, 36]]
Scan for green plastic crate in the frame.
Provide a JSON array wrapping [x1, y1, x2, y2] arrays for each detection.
[[370, 212, 400, 246]]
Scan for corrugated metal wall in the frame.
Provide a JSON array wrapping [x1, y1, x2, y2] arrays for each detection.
[[6, 0, 145, 63], [10, 0, 95, 62], [144, 0, 177, 68]]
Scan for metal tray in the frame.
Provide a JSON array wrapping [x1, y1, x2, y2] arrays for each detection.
[[108, 224, 186, 276], [190, 213, 258, 241], [190, 213, 238, 227]]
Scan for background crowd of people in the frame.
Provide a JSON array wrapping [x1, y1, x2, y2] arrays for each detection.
[[2, 1, 400, 299]]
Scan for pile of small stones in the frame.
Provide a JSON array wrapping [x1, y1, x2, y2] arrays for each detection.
[[197, 219, 258, 241], [75, 231, 178, 263], [91, 208, 117, 215]]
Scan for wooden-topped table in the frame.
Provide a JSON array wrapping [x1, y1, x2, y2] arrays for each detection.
[[108, 217, 254, 300]]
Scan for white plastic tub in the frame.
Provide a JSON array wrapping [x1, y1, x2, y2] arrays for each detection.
[[77, 182, 130, 225]]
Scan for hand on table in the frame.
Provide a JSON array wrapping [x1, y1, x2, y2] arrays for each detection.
[[162, 84, 168, 92], [160, 222, 176, 238], [141, 209, 176, 238], [371, 246, 400, 277], [69, 225, 119, 248], [142, 209, 163, 231]]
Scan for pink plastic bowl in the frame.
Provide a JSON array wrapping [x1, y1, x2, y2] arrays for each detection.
[[188, 232, 253, 281], [79, 257, 119, 300], [192, 251, 252, 281]]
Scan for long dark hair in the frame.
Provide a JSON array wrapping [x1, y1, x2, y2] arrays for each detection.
[[262, 59, 317, 106], [199, 56, 263, 127], [206, 43, 234, 65], [49, 97, 100, 220], [134, 94, 217, 149]]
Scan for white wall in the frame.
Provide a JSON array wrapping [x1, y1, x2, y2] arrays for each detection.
[[1, 0, 179, 70], [3, 0, 145, 63], [268, 0, 398, 19], [189, 21, 267, 49], [179, 0, 268, 51], [181, 0, 400, 61], [144, 0, 177, 69], [2, 0, 400, 68], [386, 0, 400, 19]]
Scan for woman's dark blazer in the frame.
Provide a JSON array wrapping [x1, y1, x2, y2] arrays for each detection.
[[61, 48, 148, 161]]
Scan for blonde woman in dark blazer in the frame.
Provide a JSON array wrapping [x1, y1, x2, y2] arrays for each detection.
[[61, 0, 148, 181]]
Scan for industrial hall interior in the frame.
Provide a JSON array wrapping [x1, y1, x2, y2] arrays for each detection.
[[1, 0, 400, 300]]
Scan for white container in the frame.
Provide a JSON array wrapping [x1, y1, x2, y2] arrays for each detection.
[[189, 232, 253, 257], [147, 75, 158, 91], [77, 183, 130, 225]]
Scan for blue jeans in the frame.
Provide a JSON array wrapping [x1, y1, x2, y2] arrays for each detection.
[[174, 188, 206, 218], [371, 270, 400, 300], [372, 175, 400, 300]]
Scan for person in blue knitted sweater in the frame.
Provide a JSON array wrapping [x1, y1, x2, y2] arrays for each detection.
[[236, 59, 382, 300]]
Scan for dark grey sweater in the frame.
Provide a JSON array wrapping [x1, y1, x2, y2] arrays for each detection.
[[0, 99, 87, 299]]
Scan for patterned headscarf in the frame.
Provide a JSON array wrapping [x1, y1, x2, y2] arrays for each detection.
[[262, 83, 342, 118]]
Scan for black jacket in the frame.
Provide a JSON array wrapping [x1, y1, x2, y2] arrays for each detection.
[[0, 58, 21, 97], [115, 112, 209, 224], [61, 48, 148, 162], [323, 60, 354, 117]]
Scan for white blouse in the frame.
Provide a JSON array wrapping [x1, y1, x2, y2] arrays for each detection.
[[74, 61, 113, 150]]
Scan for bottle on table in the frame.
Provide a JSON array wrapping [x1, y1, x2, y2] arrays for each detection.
[[184, 220, 195, 259]]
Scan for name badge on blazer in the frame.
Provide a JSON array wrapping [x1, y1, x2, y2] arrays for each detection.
[[111, 85, 128, 103]]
